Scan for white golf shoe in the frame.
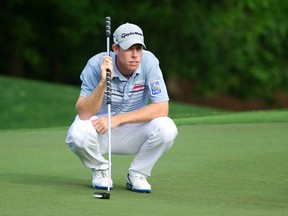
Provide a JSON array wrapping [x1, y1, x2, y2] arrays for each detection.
[[91, 169, 113, 190], [126, 173, 151, 193]]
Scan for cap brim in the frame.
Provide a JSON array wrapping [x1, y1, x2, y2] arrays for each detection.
[[119, 39, 146, 50]]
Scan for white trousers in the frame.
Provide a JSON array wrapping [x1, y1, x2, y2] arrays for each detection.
[[65, 115, 178, 177]]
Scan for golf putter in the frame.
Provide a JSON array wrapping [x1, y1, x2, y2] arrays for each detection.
[[94, 16, 112, 200]]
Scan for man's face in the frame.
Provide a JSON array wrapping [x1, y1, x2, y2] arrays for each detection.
[[113, 44, 143, 75]]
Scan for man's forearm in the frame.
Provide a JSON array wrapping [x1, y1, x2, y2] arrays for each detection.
[[113, 102, 168, 126], [76, 82, 106, 120]]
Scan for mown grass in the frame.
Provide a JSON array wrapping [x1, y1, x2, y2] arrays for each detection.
[[1, 121, 287, 216], [1, 76, 288, 216], [0, 75, 225, 130]]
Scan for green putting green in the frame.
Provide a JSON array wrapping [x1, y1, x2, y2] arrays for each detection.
[[1, 76, 287, 215], [1, 114, 287, 216]]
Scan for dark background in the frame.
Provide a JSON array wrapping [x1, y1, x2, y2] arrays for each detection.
[[1, 0, 288, 110]]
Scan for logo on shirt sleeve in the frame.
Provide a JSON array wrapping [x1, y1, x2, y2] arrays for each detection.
[[149, 80, 162, 95]]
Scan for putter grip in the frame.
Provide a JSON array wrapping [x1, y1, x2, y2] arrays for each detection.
[[106, 70, 112, 105], [106, 17, 111, 37], [106, 16, 111, 105]]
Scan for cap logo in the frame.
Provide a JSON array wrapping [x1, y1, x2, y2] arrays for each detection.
[[121, 32, 143, 38]]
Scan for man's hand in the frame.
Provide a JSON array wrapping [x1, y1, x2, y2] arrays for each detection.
[[100, 56, 114, 83], [91, 116, 121, 134]]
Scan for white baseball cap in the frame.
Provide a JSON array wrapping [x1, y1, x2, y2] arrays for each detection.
[[113, 23, 146, 50]]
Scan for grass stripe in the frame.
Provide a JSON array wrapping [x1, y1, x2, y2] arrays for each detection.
[[174, 109, 288, 125], [1, 122, 288, 215]]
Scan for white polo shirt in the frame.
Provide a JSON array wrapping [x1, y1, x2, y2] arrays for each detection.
[[79, 50, 169, 116]]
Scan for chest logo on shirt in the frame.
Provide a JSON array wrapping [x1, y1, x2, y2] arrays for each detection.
[[149, 80, 162, 95], [133, 84, 145, 91]]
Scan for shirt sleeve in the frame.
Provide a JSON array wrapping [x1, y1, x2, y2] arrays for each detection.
[[79, 56, 102, 97], [143, 51, 169, 103]]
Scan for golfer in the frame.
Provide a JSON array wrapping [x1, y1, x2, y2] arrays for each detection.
[[66, 23, 178, 193]]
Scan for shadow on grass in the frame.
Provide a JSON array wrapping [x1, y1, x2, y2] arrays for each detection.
[[1, 172, 130, 192]]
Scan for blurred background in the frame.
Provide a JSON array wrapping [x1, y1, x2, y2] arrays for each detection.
[[1, 0, 288, 111]]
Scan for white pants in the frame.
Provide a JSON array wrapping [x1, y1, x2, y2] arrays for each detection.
[[65, 115, 178, 177]]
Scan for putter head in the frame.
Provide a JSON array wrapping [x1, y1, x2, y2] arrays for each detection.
[[94, 192, 110, 199]]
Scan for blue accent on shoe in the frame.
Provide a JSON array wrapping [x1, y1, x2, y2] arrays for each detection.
[[92, 185, 113, 190], [126, 182, 151, 193], [132, 188, 151, 193]]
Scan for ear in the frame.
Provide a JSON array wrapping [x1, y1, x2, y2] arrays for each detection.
[[112, 44, 119, 55]]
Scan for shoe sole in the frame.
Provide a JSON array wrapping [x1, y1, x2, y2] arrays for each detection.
[[92, 185, 113, 190], [126, 182, 151, 193]]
